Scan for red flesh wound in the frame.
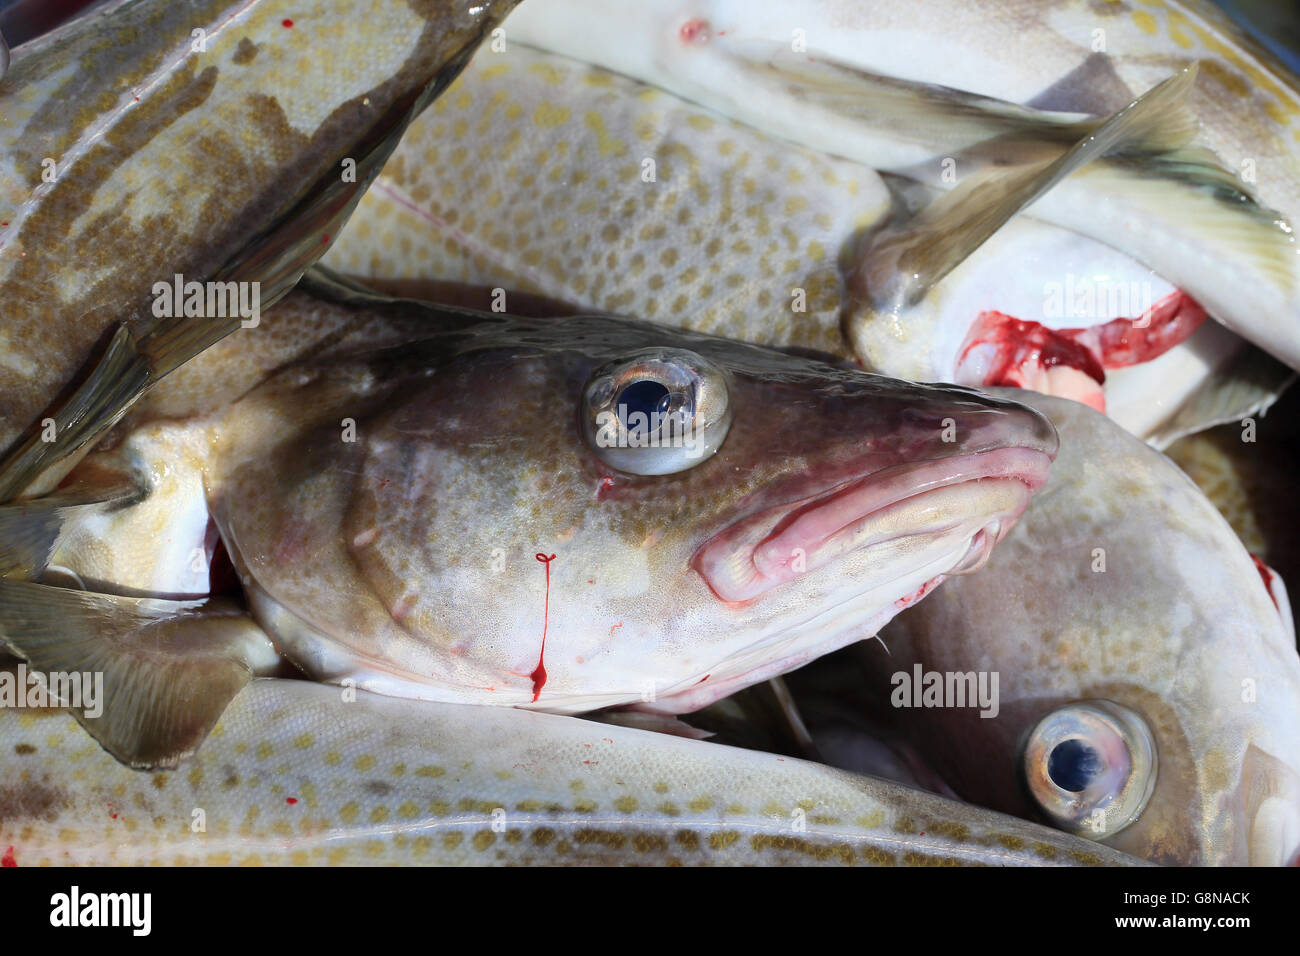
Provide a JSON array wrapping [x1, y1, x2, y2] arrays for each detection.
[[961, 311, 1106, 386], [958, 290, 1207, 389], [1, 846, 15, 867]]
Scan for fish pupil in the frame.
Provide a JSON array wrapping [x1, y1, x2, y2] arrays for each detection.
[[1047, 738, 1103, 792], [618, 379, 671, 433]]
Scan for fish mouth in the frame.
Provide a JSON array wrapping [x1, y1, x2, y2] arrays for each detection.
[[693, 445, 1054, 603]]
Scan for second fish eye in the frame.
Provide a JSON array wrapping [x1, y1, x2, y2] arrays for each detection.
[[1021, 700, 1157, 840]]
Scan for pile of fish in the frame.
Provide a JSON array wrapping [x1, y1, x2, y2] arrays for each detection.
[[0, 0, 1298, 867]]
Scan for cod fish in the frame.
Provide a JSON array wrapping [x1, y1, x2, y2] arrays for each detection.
[[796, 391, 1300, 865], [0, 675, 1149, 866], [501, 0, 1300, 406], [0, 271, 1056, 769], [325, 41, 1285, 446], [0, 0, 518, 500]]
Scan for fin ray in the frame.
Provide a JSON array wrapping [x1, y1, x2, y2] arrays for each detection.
[[0, 581, 279, 768]]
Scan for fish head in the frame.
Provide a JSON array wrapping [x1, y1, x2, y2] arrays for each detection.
[[212, 294, 1056, 714], [863, 390, 1300, 865]]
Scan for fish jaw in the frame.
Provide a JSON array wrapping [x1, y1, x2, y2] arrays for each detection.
[[693, 447, 1049, 603]]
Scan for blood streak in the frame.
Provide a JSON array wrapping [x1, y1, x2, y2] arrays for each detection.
[[286, 797, 298, 805], [531, 553, 556, 701], [956, 290, 1208, 406], [281, 18, 294, 28], [1, 846, 15, 867]]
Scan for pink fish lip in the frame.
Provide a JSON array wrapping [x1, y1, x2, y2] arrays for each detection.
[[692, 446, 1053, 603]]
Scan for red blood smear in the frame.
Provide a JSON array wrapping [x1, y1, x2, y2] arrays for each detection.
[[679, 18, 709, 43], [963, 311, 1106, 386], [531, 554, 556, 701], [286, 797, 298, 805], [1, 846, 15, 867], [596, 476, 615, 501], [958, 290, 1207, 389], [1252, 555, 1279, 610], [282, 18, 293, 28]]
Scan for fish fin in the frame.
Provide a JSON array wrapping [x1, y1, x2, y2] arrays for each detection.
[[0, 326, 153, 500], [0, 48, 475, 503], [1025, 52, 1137, 116], [724, 42, 1088, 145], [0, 581, 280, 769], [721, 41, 1196, 156], [1146, 344, 1294, 449], [855, 68, 1198, 310], [0, 471, 142, 578], [1104, 144, 1298, 295]]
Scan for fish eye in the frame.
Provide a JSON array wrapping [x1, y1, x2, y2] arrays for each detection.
[[1021, 700, 1157, 839], [583, 347, 732, 476]]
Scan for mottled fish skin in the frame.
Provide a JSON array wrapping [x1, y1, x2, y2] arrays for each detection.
[[0, 675, 1149, 866], [501, 0, 1300, 373], [323, 43, 889, 361], [849, 392, 1300, 865], [0, 0, 518, 490], [321, 42, 1269, 446], [47, 278, 1056, 717]]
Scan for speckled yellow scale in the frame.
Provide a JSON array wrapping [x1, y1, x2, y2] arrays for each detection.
[[0, 677, 1145, 866], [325, 44, 891, 359]]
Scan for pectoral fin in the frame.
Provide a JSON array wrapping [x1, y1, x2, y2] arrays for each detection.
[[854, 68, 1199, 313], [0, 581, 280, 769]]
